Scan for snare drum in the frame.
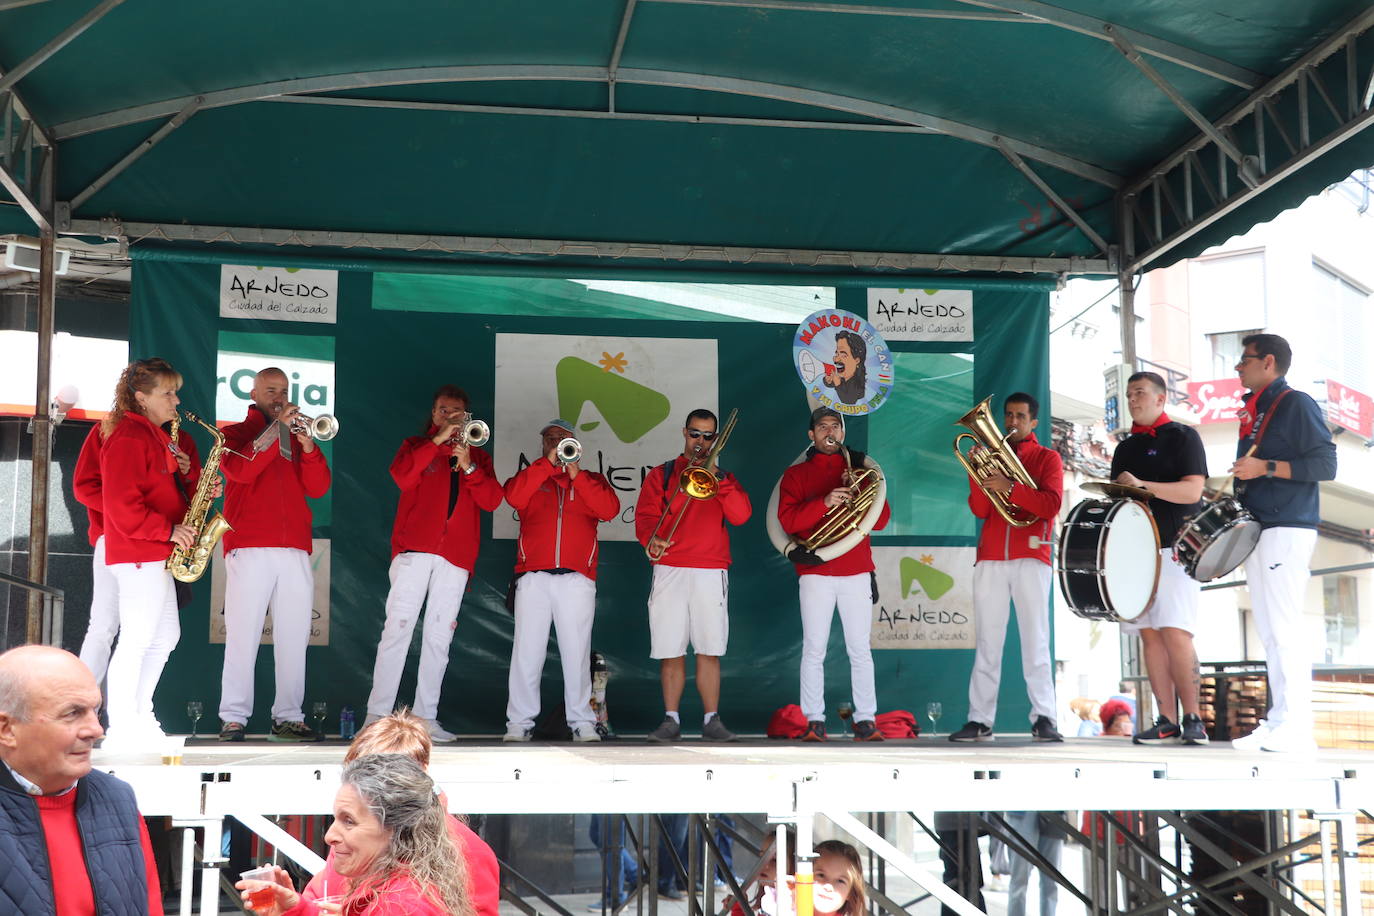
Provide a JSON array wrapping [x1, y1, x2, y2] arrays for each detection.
[[1057, 498, 1161, 622], [1172, 497, 1261, 582]]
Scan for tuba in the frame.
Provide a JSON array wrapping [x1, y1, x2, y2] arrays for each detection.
[[765, 438, 887, 566], [167, 410, 234, 583], [953, 395, 1039, 527], [645, 409, 738, 562]]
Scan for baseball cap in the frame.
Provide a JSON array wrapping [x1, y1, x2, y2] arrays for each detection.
[[809, 407, 843, 430], [542, 418, 575, 435]]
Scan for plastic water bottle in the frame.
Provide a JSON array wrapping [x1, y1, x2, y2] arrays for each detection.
[[340, 705, 355, 740]]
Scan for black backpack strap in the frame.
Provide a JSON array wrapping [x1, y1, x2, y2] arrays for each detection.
[[661, 459, 676, 509]]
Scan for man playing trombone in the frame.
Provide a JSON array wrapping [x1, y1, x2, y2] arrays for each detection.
[[777, 407, 890, 742], [364, 385, 505, 742], [635, 409, 752, 742], [951, 392, 1064, 743], [218, 367, 332, 742], [502, 419, 620, 742]]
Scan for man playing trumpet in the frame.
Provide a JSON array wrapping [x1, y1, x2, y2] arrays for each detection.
[[635, 409, 752, 742], [777, 407, 890, 742], [364, 385, 505, 742]]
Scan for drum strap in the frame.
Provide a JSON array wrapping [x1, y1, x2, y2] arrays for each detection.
[[1250, 388, 1293, 450]]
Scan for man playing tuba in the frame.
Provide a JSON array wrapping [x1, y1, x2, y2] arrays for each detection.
[[776, 407, 890, 742], [635, 409, 752, 743], [950, 392, 1064, 743]]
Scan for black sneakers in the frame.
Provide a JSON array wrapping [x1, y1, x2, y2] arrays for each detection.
[[1133, 715, 1181, 744], [949, 721, 993, 742], [1181, 713, 1209, 745], [269, 720, 320, 742], [851, 720, 885, 742], [647, 717, 682, 743], [219, 720, 245, 742], [1031, 716, 1063, 742], [800, 720, 827, 742]]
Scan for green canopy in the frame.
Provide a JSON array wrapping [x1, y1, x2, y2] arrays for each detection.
[[2, 0, 1373, 279]]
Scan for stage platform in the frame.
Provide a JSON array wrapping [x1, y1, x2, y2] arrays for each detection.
[[96, 735, 1374, 818]]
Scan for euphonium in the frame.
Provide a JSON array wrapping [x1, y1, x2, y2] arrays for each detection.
[[645, 409, 738, 561], [953, 395, 1039, 528], [167, 410, 234, 583]]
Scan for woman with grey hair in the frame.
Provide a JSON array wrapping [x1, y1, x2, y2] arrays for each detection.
[[238, 754, 473, 915]]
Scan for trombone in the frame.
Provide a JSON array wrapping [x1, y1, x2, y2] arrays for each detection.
[[953, 395, 1038, 527], [645, 409, 739, 562]]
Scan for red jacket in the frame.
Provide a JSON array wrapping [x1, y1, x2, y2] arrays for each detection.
[[968, 431, 1063, 565], [777, 449, 891, 577], [99, 412, 197, 565], [76, 421, 201, 548], [634, 455, 752, 569], [389, 430, 506, 571], [300, 816, 499, 916], [504, 459, 620, 579], [220, 406, 331, 553]]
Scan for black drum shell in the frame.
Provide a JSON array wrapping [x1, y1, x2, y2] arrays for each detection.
[[1173, 497, 1261, 582]]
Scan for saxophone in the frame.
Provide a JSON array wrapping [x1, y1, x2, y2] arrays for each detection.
[[167, 410, 233, 583]]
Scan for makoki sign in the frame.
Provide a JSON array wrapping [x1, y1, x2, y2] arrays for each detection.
[[1326, 379, 1374, 438], [1187, 377, 1247, 424]]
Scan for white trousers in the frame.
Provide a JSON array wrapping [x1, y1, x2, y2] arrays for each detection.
[[1244, 527, 1317, 730], [506, 571, 597, 730], [219, 547, 313, 724], [968, 559, 1056, 726], [78, 535, 121, 684], [798, 573, 877, 722], [105, 560, 179, 737], [367, 552, 470, 721]]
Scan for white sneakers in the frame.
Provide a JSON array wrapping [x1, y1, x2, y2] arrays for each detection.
[[571, 724, 602, 742], [503, 726, 533, 742], [1232, 720, 1317, 754], [425, 720, 457, 743]]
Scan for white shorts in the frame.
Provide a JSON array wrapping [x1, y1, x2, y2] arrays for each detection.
[[1122, 548, 1199, 635], [648, 565, 729, 658]]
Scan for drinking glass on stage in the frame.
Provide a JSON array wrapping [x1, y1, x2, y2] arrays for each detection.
[[837, 701, 854, 736], [187, 701, 203, 739], [926, 701, 943, 737], [311, 701, 329, 738]]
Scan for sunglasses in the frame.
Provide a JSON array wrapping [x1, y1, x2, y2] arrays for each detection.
[[686, 430, 718, 441]]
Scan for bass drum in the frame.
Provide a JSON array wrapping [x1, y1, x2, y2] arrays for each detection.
[[1173, 497, 1261, 582], [1057, 498, 1160, 622]]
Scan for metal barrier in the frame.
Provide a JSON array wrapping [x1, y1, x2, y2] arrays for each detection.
[[0, 569, 64, 649]]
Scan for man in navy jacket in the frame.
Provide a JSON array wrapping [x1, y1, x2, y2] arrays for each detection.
[[1228, 334, 1337, 753]]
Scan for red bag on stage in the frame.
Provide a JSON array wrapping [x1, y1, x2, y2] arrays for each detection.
[[767, 704, 809, 738], [875, 710, 919, 739]]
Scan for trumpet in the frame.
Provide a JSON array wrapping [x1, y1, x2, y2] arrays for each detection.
[[555, 437, 582, 465], [288, 412, 339, 441], [446, 417, 490, 448], [953, 395, 1038, 527], [645, 409, 739, 562]]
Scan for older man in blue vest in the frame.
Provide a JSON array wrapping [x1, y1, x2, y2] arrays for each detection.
[[0, 645, 163, 915]]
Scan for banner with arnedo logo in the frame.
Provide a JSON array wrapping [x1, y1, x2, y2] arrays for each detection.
[[866, 288, 973, 342], [492, 333, 719, 542], [219, 265, 338, 324], [870, 546, 976, 649]]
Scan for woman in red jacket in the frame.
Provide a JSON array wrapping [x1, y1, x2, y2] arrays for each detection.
[[98, 358, 199, 748], [365, 386, 505, 742]]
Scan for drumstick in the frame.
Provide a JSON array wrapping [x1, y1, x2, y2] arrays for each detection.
[[1210, 444, 1257, 502]]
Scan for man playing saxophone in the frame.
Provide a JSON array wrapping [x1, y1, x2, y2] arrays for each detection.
[[217, 367, 332, 742], [950, 392, 1064, 743], [635, 409, 752, 743], [776, 407, 890, 742]]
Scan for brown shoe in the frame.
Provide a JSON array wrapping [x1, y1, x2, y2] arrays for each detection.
[[801, 720, 827, 742], [852, 720, 885, 742]]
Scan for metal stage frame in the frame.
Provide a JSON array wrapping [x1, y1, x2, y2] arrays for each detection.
[[99, 736, 1374, 916]]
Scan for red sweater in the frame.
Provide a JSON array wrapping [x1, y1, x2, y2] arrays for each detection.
[[99, 412, 198, 565], [221, 406, 331, 553], [634, 456, 753, 569], [300, 816, 500, 916], [77, 421, 201, 548], [968, 432, 1063, 565], [36, 790, 162, 916], [777, 450, 891, 577], [389, 431, 505, 571], [504, 459, 620, 579]]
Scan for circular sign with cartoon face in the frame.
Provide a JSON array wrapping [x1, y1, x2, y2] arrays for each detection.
[[792, 309, 894, 415]]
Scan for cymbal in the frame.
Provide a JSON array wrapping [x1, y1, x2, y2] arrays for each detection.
[[1081, 480, 1152, 500]]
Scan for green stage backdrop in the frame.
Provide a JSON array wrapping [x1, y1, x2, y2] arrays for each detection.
[[130, 261, 1052, 735]]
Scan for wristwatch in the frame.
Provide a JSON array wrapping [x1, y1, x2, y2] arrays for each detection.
[[1264, 460, 1277, 478], [463, 463, 477, 476]]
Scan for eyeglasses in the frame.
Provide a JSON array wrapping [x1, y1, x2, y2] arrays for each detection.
[[1236, 354, 1262, 364], [686, 430, 717, 441]]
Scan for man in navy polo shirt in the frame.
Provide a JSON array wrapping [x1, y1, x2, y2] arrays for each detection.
[[1110, 371, 1209, 746], [1228, 334, 1336, 753]]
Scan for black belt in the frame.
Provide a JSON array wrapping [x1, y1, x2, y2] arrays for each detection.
[[537, 567, 576, 575]]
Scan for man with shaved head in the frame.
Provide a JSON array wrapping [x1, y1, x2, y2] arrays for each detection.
[[0, 646, 163, 914], [218, 367, 332, 742]]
